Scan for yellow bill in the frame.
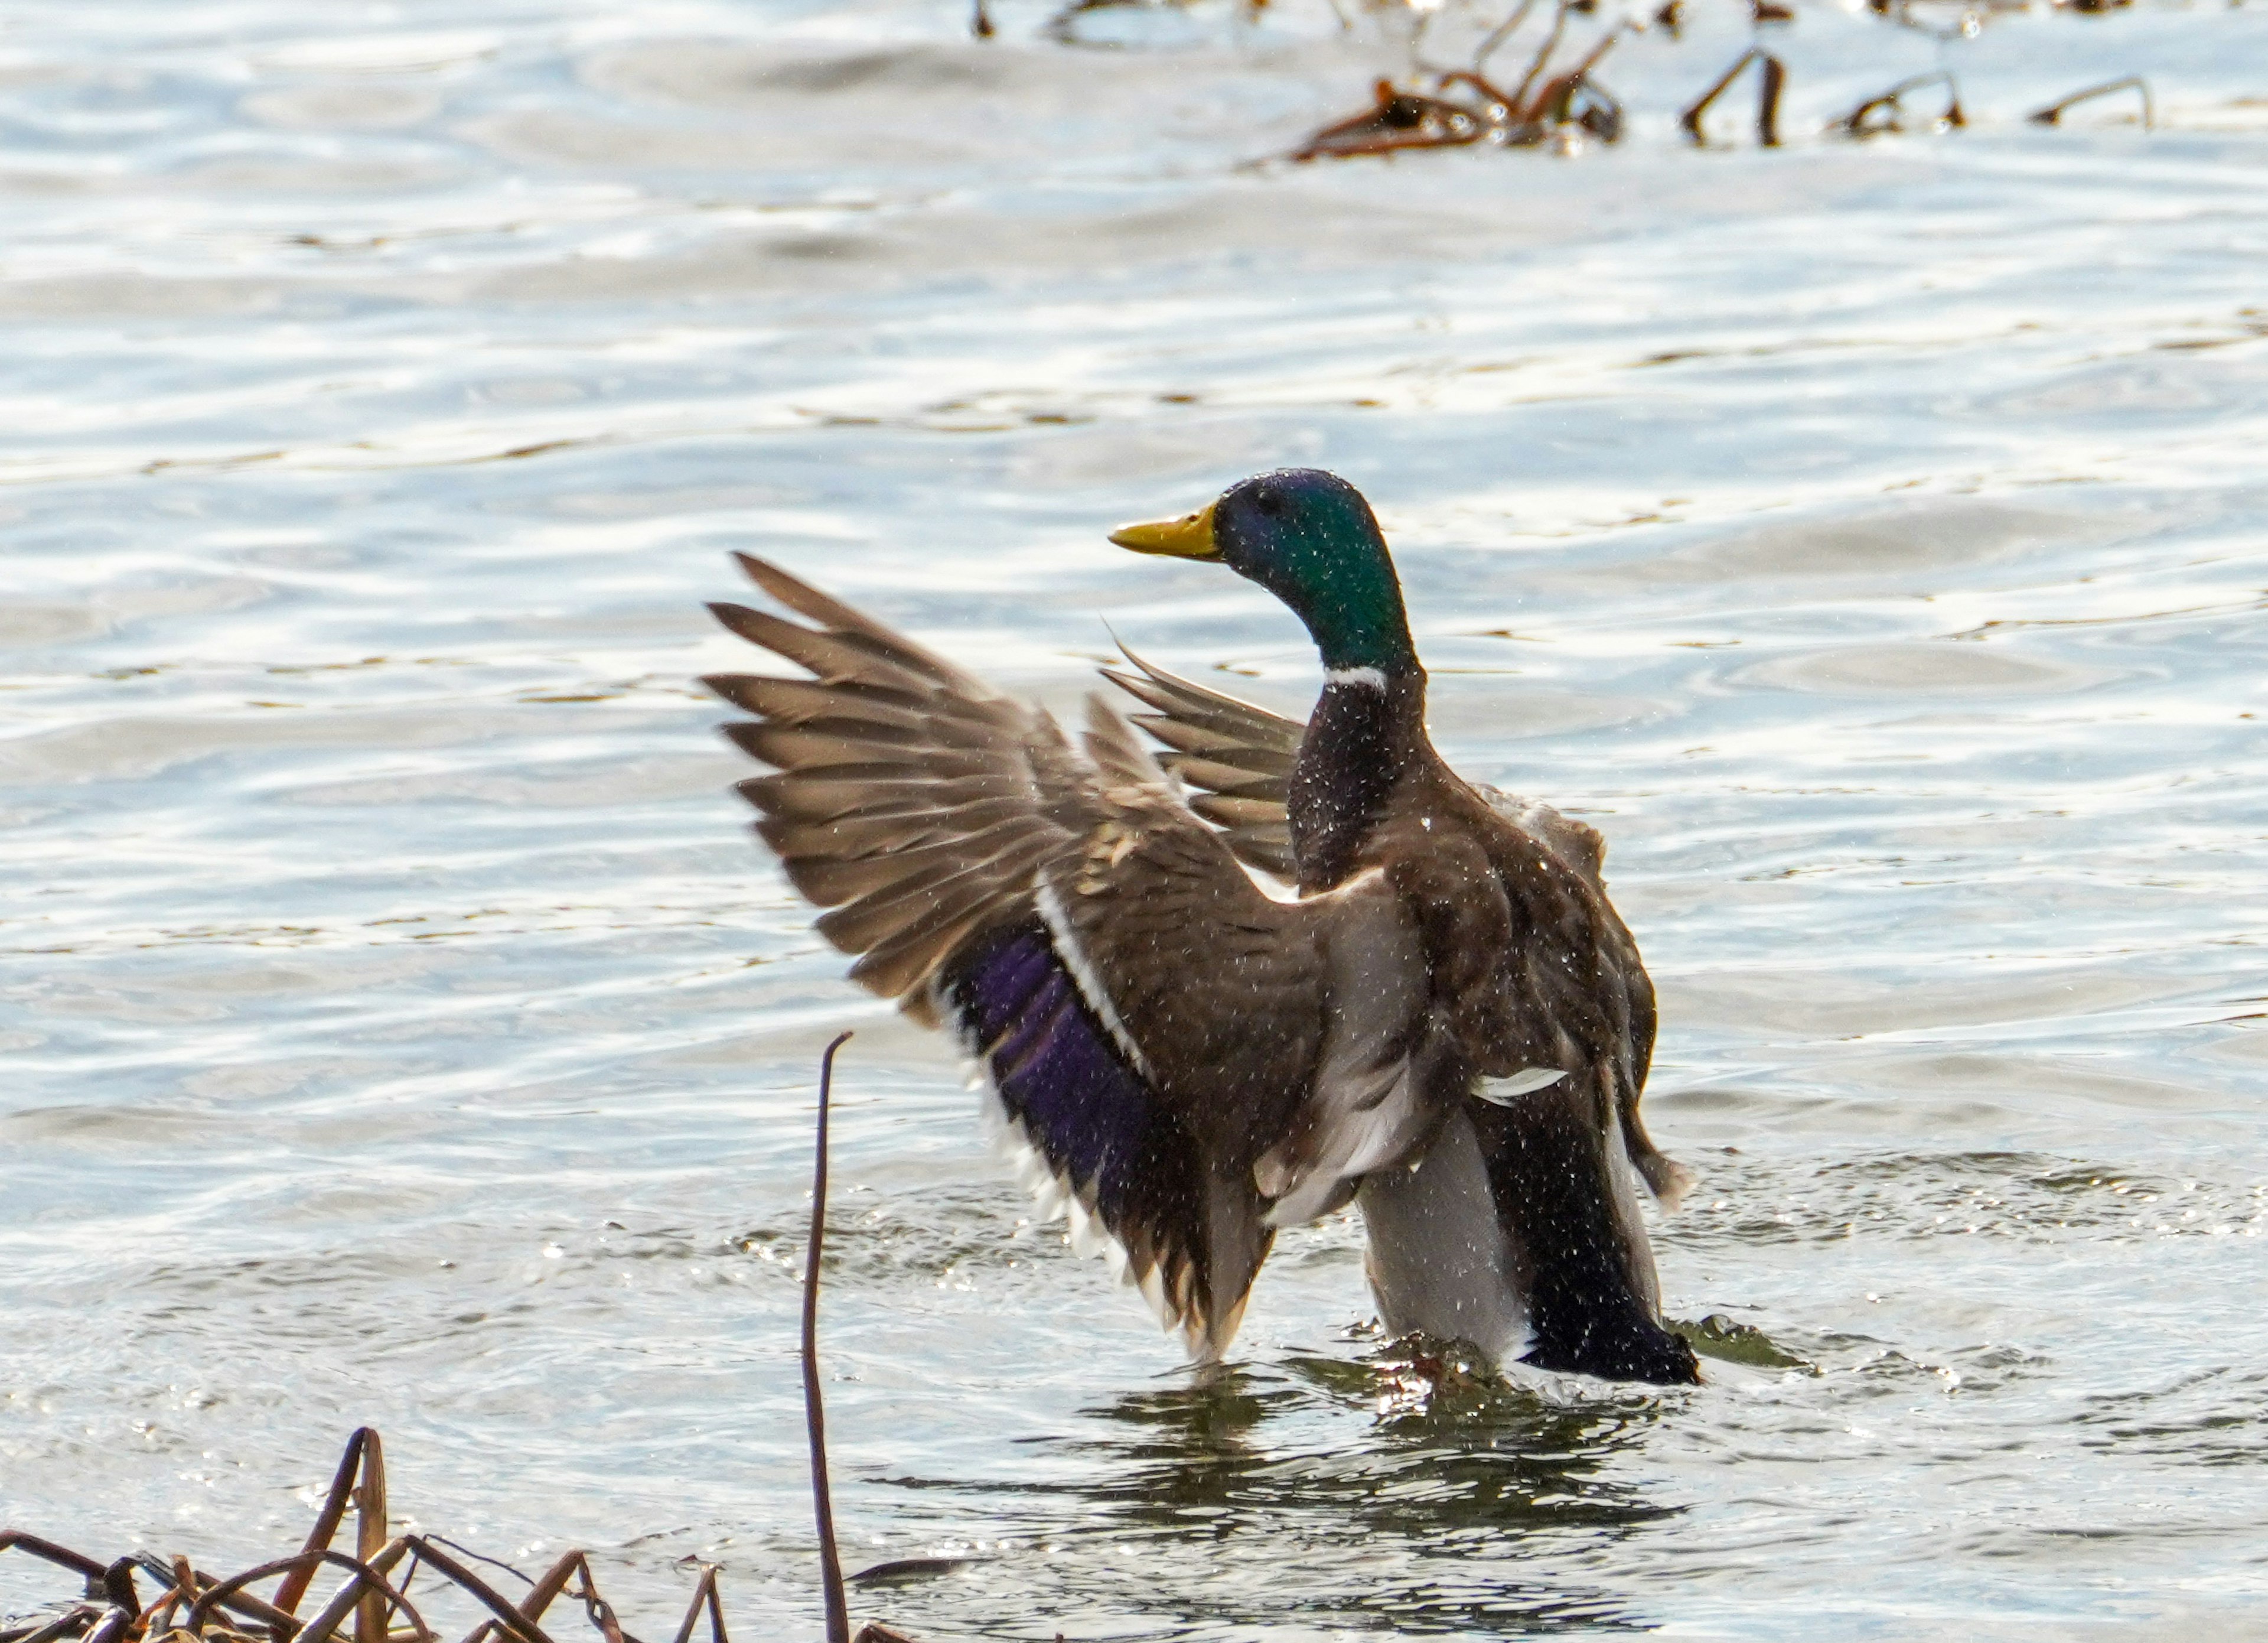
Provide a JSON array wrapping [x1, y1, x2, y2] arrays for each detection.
[[1107, 500, 1220, 560]]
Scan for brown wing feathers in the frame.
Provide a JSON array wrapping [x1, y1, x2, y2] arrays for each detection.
[[704, 555, 1086, 1019], [702, 555, 1348, 1359], [1102, 646, 1303, 881]]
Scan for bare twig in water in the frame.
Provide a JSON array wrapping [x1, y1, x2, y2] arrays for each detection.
[[1834, 70, 1965, 136], [1291, 78, 1488, 159], [2029, 74, 2152, 129], [798, 1033, 926, 1643], [458, 1547, 673, 1643], [1526, 24, 1627, 141], [667, 1567, 726, 1643], [1044, 0, 1201, 46], [400, 1542, 559, 1643], [1289, 5, 1628, 161], [1508, 0, 1573, 112], [0, 1534, 106, 1582], [293, 1540, 425, 1643], [1472, 0, 1540, 72], [805, 1030, 856, 1643], [354, 1434, 389, 1643], [273, 1431, 369, 1618], [1681, 47, 1784, 147]]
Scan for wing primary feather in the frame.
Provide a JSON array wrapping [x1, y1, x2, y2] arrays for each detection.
[[1103, 645, 1304, 753], [1080, 694, 1172, 791], [819, 840, 1048, 956], [731, 553, 998, 697], [1120, 711, 1256, 760], [708, 602, 939, 698], [1189, 794, 1293, 829], [784, 820, 1044, 907], [1164, 757, 1290, 798], [701, 672, 928, 727]]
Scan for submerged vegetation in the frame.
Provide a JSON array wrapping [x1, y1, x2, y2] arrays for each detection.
[[1, 1430, 763, 1643], [968, 0, 2183, 158], [0, 1038, 923, 1643]]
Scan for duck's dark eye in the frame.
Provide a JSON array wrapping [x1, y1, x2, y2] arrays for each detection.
[[1253, 487, 1283, 517]]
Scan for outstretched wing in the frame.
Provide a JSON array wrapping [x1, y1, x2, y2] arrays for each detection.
[[704, 557, 1420, 1358], [1099, 646, 1687, 1209], [1102, 646, 1302, 882]]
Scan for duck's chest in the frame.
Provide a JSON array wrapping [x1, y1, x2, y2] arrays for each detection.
[[1287, 675, 1426, 892]]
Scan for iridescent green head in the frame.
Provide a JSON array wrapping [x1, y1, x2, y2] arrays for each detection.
[[1111, 469, 1418, 676]]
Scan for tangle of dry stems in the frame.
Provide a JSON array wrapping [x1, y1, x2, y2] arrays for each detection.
[[2, 1036, 929, 1643]]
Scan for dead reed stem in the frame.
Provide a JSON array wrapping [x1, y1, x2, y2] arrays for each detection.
[[804, 1030, 856, 1643]]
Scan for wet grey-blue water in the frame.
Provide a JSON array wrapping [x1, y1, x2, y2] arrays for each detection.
[[3, 1, 2265, 1637]]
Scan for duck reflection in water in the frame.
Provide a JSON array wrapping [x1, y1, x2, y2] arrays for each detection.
[[1076, 1348, 1671, 1533], [706, 470, 1700, 1388], [1038, 1352, 1673, 1634], [869, 1352, 1669, 1635]]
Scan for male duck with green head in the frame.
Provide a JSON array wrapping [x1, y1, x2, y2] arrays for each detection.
[[706, 469, 1699, 1385]]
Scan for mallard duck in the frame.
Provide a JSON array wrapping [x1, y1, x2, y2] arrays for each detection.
[[704, 468, 1699, 1385]]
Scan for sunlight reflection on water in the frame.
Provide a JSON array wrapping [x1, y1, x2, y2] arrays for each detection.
[[2, 1, 2265, 1637]]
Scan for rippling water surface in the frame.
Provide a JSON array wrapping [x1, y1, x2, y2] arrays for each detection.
[[4, 0, 2266, 1636]]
